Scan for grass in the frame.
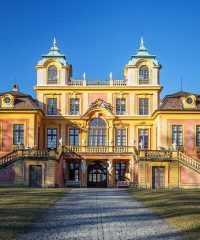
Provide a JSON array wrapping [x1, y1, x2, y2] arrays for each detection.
[[130, 188, 200, 240], [0, 188, 69, 239]]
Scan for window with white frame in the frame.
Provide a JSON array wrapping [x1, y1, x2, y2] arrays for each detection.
[[13, 124, 24, 145], [139, 98, 149, 115], [70, 98, 80, 115], [139, 65, 149, 84], [116, 98, 126, 115], [138, 129, 149, 149], [69, 129, 80, 146], [196, 125, 200, 146], [172, 125, 183, 146], [47, 128, 57, 149], [48, 65, 57, 84], [115, 129, 126, 146], [47, 98, 57, 115]]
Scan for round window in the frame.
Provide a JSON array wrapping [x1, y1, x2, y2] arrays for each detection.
[[186, 97, 193, 104], [4, 97, 11, 104]]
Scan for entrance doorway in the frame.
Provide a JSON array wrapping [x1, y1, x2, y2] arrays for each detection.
[[29, 165, 42, 187], [87, 161, 107, 188], [152, 166, 165, 189]]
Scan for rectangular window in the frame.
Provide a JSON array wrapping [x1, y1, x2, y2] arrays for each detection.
[[69, 129, 80, 146], [138, 129, 149, 149], [139, 98, 149, 115], [13, 124, 24, 145], [47, 98, 57, 115], [116, 98, 126, 115], [69, 162, 79, 181], [196, 125, 200, 146], [172, 125, 183, 146], [115, 163, 126, 181], [115, 129, 126, 146], [70, 98, 80, 115], [47, 128, 57, 149]]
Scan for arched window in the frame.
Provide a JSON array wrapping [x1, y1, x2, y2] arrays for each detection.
[[48, 65, 57, 84], [139, 65, 149, 84], [88, 118, 106, 146]]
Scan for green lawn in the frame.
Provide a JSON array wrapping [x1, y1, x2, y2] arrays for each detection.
[[130, 189, 200, 240], [0, 188, 69, 239]]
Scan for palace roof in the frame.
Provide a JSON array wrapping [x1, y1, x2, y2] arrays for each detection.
[[0, 90, 39, 110], [160, 91, 200, 110]]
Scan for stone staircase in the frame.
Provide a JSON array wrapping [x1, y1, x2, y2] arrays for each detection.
[[178, 151, 200, 174], [0, 149, 53, 171], [0, 150, 19, 170]]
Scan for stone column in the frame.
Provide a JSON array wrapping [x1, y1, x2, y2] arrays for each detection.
[[107, 159, 113, 187], [81, 159, 87, 187]]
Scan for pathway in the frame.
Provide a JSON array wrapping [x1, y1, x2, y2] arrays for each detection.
[[16, 188, 182, 240]]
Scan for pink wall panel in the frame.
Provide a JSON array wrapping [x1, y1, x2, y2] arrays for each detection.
[[1, 119, 29, 152], [167, 119, 200, 156], [88, 93, 107, 104], [180, 166, 200, 184]]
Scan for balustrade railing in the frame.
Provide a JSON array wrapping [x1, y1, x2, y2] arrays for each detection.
[[178, 152, 200, 173], [21, 149, 50, 158], [0, 149, 51, 168], [63, 145, 134, 154], [69, 79, 127, 86], [113, 79, 127, 86], [140, 150, 172, 159], [139, 79, 149, 84], [0, 150, 18, 166], [69, 80, 84, 86]]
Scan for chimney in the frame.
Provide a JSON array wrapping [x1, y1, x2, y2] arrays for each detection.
[[13, 84, 19, 92]]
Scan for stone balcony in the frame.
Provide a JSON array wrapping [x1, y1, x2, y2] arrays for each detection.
[[68, 79, 127, 86], [63, 145, 134, 154]]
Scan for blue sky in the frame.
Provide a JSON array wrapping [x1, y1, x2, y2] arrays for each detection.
[[1, 0, 200, 98]]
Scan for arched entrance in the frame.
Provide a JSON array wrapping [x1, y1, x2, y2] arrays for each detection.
[[87, 161, 107, 188]]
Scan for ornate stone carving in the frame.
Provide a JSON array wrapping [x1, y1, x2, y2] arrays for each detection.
[[114, 121, 129, 128], [107, 159, 113, 173], [70, 91, 81, 97], [88, 99, 113, 113], [115, 91, 127, 97], [81, 159, 87, 173]]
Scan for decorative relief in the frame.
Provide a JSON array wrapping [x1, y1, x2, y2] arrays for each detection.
[[69, 121, 85, 128], [88, 99, 113, 113], [138, 121, 146, 125], [69, 91, 81, 97], [115, 91, 127, 97], [114, 121, 129, 128]]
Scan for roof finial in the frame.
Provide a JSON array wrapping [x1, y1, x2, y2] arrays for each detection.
[[140, 37, 145, 49], [50, 36, 59, 51], [181, 76, 183, 91], [53, 37, 57, 47]]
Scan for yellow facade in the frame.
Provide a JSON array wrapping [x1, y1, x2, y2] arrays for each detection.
[[0, 38, 200, 188]]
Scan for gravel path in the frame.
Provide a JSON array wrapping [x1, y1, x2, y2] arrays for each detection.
[[16, 188, 182, 240]]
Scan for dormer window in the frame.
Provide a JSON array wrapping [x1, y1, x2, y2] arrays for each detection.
[[4, 97, 11, 104], [139, 65, 149, 84], [186, 97, 193, 104], [48, 65, 57, 84]]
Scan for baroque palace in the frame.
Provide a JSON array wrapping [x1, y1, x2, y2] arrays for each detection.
[[0, 38, 200, 188]]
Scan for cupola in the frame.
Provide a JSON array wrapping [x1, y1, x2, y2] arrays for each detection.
[[124, 37, 162, 86], [36, 38, 72, 86]]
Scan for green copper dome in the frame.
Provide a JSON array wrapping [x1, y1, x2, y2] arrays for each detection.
[[128, 37, 161, 67], [37, 38, 68, 66]]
